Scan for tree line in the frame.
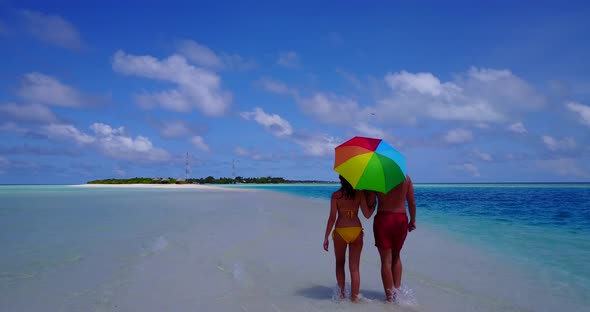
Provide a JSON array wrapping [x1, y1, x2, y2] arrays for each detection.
[[189, 176, 288, 184], [87, 176, 333, 184]]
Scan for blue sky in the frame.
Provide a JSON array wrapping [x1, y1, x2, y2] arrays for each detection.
[[1, 0, 589, 184]]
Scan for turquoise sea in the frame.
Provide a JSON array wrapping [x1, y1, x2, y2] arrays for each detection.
[[226, 183, 590, 305], [1, 184, 589, 311]]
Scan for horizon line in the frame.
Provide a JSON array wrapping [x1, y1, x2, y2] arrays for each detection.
[[1, 181, 590, 186]]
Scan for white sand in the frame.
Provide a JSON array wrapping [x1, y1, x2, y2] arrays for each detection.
[[79, 190, 558, 312], [1, 186, 577, 312]]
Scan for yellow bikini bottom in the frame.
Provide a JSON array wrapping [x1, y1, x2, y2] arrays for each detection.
[[332, 227, 363, 244]]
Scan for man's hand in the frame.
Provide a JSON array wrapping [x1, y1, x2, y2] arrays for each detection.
[[323, 238, 329, 251], [408, 221, 416, 232]]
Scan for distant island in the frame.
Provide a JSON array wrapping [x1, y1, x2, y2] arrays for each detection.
[[87, 176, 337, 185]]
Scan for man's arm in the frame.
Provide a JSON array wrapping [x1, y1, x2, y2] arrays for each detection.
[[406, 176, 416, 231]]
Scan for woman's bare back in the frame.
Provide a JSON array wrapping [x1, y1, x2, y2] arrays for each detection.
[[332, 190, 363, 227]]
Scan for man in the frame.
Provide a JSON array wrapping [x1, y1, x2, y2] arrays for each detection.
[[365, 175, 416, 302]]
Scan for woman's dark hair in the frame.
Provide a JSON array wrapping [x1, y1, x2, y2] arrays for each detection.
[[338, 175, 356, 199]]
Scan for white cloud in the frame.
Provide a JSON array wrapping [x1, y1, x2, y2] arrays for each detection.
[[444, 129, 473, 144], [44, 124, 96, 144], [156, 121, 195, 138], [44, 122, 170, 162], [536, 158, 589, 177], [91, 123, 170, 161], [114, 167, 126, 177], [293, 132, 339, 157], [336, 69, 362, 89], [18, 72, 82, 107], [234, 147, 248, 156], [354, 123, 386, 139], [234, 147, 273, 160], [462, 163, 481, 177], [277, 51, 300, 68], [90, 123, 126, 137], [239, 105, 341, 158], [150, 119, 206, 144], [20, 10, 81, 49], [377, 67, 544, 124], [567, 102, 590, 127], [256, 78, 295, 95], [464, 67, 544, 110], [297, 93, 364, 125], [190, 136, 210, 152], [474, 123, 491, 129], [542, 136, 576, 151], [0, 122, 28, 134], [468, 68, 512, 81], [177, 40, 224, 69], [464, 164, 481, 177], [112, 50, 231, 116], [258, 80, 378, 133], [474, 150, 493, 161], [0, 103, 57, 123], [220, 53, 256, 70], [385, 71, 445, 96], [258, 79, 383, 136], [177, 40, 256, 71], [237, 105, 342, 158], [240, 107, 293, 137], [508, 122, 527, 134]]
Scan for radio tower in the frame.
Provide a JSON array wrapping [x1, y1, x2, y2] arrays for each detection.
[[232, 159, 236, 179], [185, 152, 191, 180]]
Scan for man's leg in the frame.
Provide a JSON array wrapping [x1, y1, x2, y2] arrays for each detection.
[[378, 248, 394, 301], [392, 250, 402, 289]]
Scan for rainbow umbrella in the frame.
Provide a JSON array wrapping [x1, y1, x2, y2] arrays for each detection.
[[334, 136, 406, 193]]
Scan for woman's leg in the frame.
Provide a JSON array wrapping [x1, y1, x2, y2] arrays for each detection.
[[348, 231, 364, 302], [378, 248, 394, 301], [333, 232, 348, 299]]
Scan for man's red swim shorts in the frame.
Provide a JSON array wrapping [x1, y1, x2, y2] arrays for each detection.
[[373, 211, 408, 251]]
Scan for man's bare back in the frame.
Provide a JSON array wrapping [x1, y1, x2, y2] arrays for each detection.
[[365, 175, 416, 232], [376, 175, 416, 214]]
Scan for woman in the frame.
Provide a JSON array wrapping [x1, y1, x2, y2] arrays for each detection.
[[323, 175, 375, 302]]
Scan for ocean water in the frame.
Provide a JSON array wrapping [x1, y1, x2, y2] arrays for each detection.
[[0, 186, 228, 311], [0, 184, 589, 311], [226, 183, 590, 306]]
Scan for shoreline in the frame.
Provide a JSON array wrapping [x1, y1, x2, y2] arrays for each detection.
[[70, 183, 255, 191], [1, 185, 586, 311]]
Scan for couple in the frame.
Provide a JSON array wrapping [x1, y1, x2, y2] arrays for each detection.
[[323, 174, 416, 302]]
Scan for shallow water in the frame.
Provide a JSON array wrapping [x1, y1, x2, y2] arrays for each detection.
[[225, 183, 590, 309], [0, 185, 588, 311]]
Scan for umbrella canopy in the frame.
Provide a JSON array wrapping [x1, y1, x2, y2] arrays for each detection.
[[334, 136, 406, 193]]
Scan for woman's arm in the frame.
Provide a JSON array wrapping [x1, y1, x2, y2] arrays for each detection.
[[365, 190, 377, 210], [323, 194, 338, 251], [359, 190, 376, 219]]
